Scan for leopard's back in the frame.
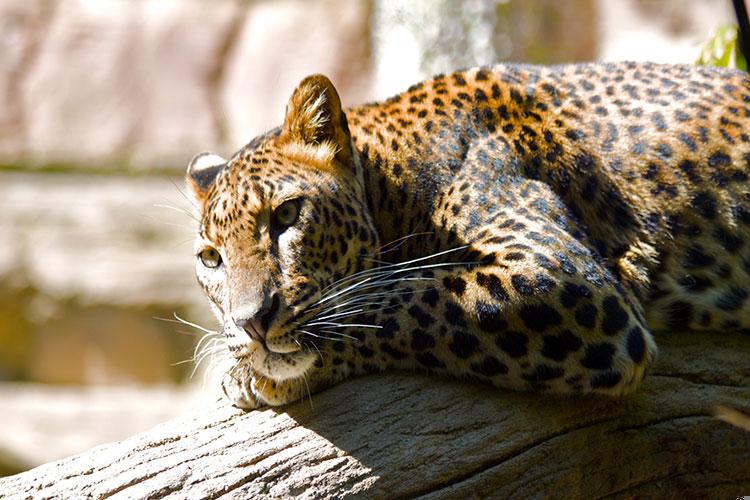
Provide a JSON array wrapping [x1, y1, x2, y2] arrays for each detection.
[[347, 62, 750, 333]]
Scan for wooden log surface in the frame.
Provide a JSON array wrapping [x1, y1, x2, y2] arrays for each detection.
[[1, 330, 749, 499]]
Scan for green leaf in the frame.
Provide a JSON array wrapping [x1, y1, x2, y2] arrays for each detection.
[[696, 24, 746, 71]]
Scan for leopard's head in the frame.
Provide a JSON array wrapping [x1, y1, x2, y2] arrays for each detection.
[[186, 75, 379, 383]]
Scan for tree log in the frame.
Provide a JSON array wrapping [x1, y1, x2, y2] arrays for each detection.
[[2, 330, 749, 499]]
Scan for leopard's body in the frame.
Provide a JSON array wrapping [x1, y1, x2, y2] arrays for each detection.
[[187, 62, 750, 408]]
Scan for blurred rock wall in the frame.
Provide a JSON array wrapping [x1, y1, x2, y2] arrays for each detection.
[[0, 0, 734, 172], [0, 0, 734, 386], [0, 173, 199, 383], [0, 0, 374, 171]]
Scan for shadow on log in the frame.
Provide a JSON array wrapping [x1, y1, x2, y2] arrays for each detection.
[[1, 330, 749, 498]]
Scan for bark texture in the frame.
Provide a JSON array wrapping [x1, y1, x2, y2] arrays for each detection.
[[2, 330, 749, 499]]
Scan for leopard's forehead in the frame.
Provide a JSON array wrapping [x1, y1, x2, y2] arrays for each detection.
[[200, 137, 330, 243]]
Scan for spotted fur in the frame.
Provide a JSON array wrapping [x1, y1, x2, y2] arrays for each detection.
[[186, 63, 750, 408]]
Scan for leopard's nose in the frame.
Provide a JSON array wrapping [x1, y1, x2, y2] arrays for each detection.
[[232, 293, 281, 345]]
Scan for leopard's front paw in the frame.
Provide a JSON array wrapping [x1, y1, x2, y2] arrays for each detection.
[[221, 371, 260, 410]]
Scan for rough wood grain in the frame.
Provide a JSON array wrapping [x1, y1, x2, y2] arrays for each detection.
[[2, 330, 748, 499]]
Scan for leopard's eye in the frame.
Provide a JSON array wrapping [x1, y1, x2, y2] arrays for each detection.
[[272, 199, 301, 230], [198, 247, 222, 268]]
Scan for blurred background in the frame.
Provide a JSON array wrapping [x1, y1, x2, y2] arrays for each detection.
[[0, 0, 738, 476]]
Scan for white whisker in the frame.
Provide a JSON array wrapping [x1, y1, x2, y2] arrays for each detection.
[[379, 231, 433, 253], [299, 329, 352, 342], [154, 203, 199, 222], [318, 329, 359, 340], [315, 286, 434, 313], [190, 346, 222, 379], [306, 321, 382, 329], [311, 308, 364, 321], [302, 374, 314, 410], [312, 277, 436, 310], [257, 377, 268, 408], [319, 244, 470, 295], [313, 260, 473, 309], [172, 313, 218, 334], [169, 179, 200, 213]]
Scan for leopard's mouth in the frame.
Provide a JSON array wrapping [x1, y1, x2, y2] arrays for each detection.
[[248, 346, 317, 381], [220, 301, 334, 381], [224, 325, 318, 381]]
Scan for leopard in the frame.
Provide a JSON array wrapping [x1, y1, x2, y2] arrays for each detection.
[[186, 61, 750, 409]]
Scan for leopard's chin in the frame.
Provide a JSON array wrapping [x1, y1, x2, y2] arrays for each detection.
[[239, 343, 317, 381]]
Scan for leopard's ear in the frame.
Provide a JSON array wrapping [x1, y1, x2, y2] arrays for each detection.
[[280, 74, 352, 166], [186, 152, 226, 207]]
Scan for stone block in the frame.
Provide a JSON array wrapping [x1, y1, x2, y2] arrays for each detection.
[[0, 172, 212, 384], [0, 0, 373, 172], [15, 0, 239, 170], [221, 0, 373, 148]]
